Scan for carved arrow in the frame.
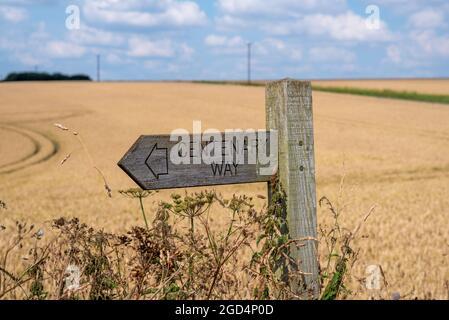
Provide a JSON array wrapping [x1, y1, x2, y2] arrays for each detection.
[[145, 143, 168, 179]]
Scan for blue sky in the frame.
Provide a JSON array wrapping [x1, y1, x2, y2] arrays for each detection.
[[0, 0, 448, 80]]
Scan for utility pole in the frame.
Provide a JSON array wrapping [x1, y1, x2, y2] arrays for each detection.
[[247, 42, 252, 84], [97, 54, 100, 82]]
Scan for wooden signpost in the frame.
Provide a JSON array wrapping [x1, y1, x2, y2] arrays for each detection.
[[118, 79, 319, 299], [118, 132, 275, 190], [266, 79, 319, 298]]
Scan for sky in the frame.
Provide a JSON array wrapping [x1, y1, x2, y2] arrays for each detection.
[[0, 0, 448, 81]]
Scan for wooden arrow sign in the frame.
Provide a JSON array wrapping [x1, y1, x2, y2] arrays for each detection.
[[118, 132, 276, 190]]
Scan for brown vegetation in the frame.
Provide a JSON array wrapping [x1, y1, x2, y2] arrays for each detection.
[[1, 80, 448, 299]]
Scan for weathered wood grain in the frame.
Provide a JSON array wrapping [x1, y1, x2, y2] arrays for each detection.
[[266, 79, 319, 298], [118, 132, 274, 190]]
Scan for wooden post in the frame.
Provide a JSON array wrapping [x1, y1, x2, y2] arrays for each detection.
[[266, 79, 319, 299]]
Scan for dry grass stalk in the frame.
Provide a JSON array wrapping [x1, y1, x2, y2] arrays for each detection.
[[1, 187, 365, 300]]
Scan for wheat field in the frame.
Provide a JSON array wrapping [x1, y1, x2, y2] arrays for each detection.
[[0, 80, 448, 299]]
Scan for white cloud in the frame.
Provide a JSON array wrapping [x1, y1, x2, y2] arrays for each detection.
[[408, 9, 446, 29], [179, 43, 194, 60], [204, 35, 244, 47], [0, 0, 55, 4], [204, 35, 226, 46], [217, 0, 346, 15], [127, 37, 174, 57], [144, 60, 162, 69], [204, 34, 247, 55], [409, 30, 449, 57], [386, 45, 401, 63], [264, 11, 393, 42], [290, 49, 302, 60], [0, 22, 51, 66], [260, 38, 285, 51], [384, 30, 449, 68], [364, 0, 449, 14], [215, 3, 394, 42], [15, 52, 42, 66], [103, 50, 136, 65], [69, 26, 125, 46], [373, 2, 449, 68], [30, 22, 49, 42], [106, 53, 123, 64], [83, 0, 207, 28], [0, 5, 27, 22], [143, 60, 181, 74], [215, 15, 247, 30], [254, 38, 302, 61], [46, 41, 86, 58], [215, 0, 394, 43], [309, 46, 356, 63]]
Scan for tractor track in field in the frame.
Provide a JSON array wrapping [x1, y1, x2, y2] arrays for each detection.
[[0, 125, 59, 175], [0, 110, 89, 175], [0, 126, 41, 168]]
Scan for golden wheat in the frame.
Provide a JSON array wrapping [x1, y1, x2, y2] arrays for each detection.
[[0, 80, 448, 299]]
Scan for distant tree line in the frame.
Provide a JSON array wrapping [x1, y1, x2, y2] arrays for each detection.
[[3, 72, 91, 81]]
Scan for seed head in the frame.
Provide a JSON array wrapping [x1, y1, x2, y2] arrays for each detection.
[[60, 153, 72, 166], [54, 123, 69, 131], [34, 229, 44, 240]]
